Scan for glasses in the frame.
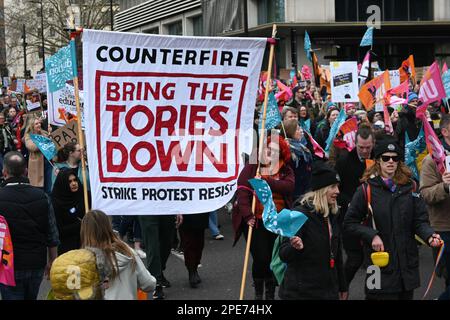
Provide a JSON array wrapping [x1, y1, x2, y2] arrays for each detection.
[[380, 155, 400, 162]]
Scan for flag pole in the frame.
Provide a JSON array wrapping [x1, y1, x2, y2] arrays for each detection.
[[67, 16, 89, 214], [239, 24, 277, 300]]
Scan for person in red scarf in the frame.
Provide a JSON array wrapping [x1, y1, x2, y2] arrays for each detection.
[[232, 133, 294, 300]]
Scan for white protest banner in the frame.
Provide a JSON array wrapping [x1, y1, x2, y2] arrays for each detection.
[[83, 29, 266, 215], [34, 73, 47, 93], [47, 84, 85, 129], [26, 100, 41, 111], [330, 61, 359, 102], [16, 79, 26, 93]]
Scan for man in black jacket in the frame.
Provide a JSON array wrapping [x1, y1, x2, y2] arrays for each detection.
[[335, 125, 375, 288], [0, 151, 59, 300]]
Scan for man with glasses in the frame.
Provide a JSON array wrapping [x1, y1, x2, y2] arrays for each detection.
[[335, 124, 375, 290]]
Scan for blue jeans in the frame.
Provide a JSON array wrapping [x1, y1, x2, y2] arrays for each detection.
[[208, 211, 220, 236], [438, 231, 450, 300], [0, 269, 44, 300]]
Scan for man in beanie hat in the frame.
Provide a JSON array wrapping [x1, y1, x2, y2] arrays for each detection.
[[279, 161, 348, 300]]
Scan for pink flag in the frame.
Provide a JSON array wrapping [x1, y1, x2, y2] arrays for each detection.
[[419, 62, 446, 105], [384, 81, 409, 106], [416, 111, 446, 174], [275, 80, 293, 102], [383, 105, 394, 135], [301, 65, 312, 80], [307, 133, 325, 158], [0, 215, 15, 286], [443, 63, 448, 74]]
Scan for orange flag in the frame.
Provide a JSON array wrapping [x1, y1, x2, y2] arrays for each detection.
[[358, 71, 391, 111], [399, 55, 416, 84]]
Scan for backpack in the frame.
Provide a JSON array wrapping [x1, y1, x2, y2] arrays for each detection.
[[270, 235, 287, 285]]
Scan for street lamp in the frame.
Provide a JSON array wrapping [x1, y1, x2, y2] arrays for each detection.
[[29, 0, 45, 71]]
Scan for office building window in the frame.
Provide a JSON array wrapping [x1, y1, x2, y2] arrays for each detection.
[[257, 0, 285, 25], [335, 0, 433, 22], [143, 27, 159, 34], [192, 16, 203, 36], [168, 21, 182, 35]]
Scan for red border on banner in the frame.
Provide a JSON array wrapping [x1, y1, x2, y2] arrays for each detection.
[[95, 71, 248, 183]]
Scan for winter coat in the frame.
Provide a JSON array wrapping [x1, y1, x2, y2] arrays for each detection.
[[278, 203, 347, 300], [104, 251, 156, 300], [232, 163, 295, 245], [420, 153, 450, 232], [25, 131, 49, 187], [395, 111, 422, 148], [179, 212, 209, 231], [344, 176, 435, 294], [314, 122, 331, 150]]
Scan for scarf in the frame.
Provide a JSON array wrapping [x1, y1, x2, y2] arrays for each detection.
[[287, 137, 312, 168]]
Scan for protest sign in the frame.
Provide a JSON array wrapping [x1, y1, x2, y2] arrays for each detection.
[[47, 84, 85, 128], [50, 121, 81, 150], [419, 62, 446, 106], [330, 61, 359, 103], [82, 29, 266, 215], [26, 100, 41, 111], [375, 70, 400, 88]]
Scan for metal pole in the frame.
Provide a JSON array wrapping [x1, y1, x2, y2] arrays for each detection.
[[243, 0, 248, 36], [110, 0, 114, 31], [22, 24, 27, 78], [40, 0, 45, 70], [291, 28, 297, 74]]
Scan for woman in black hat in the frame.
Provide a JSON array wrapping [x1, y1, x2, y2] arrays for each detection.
[[278, 162, 348, 300], [344, 137, 442, 300]]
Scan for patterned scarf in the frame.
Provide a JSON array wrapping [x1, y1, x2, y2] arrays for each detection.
[[287, 137, 312, 168]]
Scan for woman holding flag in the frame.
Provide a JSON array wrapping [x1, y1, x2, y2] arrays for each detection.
[[24, 114, 48, 188], [233, 133, 294, 300], [344, 137, 442, 300], [278, 162, 348, 300]]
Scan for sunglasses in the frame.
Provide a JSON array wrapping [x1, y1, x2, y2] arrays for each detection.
[[380, 155, 400, 162]]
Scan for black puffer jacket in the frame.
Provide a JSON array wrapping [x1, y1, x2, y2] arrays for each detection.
[[278, 203, 347, 300], [344, 176, 435, 294]]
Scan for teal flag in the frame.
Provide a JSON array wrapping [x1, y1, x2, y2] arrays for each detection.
[[442, 71, 450, 98], [45, 42, 75, 93], [304, 31, 312, 62], [258, 92, 282, 131], [325, 108, 346, 153], [360, 27, 374, 47], [405, 129, 426, 181], [249, 178, 308, 238], [30, 134, 57, 162], [299, 118, 311, 135]]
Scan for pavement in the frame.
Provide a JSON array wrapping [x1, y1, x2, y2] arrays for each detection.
[[30, 208, 446, 300]]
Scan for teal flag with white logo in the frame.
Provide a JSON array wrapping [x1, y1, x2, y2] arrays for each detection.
[[45, 40, 77, 92]]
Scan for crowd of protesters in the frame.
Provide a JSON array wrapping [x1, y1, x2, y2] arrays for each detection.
[[1, 62, 450, 301]]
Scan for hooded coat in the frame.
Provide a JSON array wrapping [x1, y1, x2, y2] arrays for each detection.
[[52, 168, 87, 255], [104, 251, 156, 300], [344, 176, 435, 294]]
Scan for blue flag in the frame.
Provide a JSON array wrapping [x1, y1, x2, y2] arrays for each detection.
[[325, 108, 347, 153], [249, 178, 308, 238], [299, 118, 311, 135], [304, 31, 312, 62], [442, 71, 450, 99], [405, 129, 426, 181], [30, 134, 57, 162], [360, 27, 374, 47], [258, 92, 282, 131], [45, 40, 77, 93]]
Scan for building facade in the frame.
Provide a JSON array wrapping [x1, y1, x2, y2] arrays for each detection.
[[116, 0, 450, 73], [116, 0, 203, 35]]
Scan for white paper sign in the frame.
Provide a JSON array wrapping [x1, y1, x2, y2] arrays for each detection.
[[446, 155, 450, 172], [330, 61, 359, 103], [47, 84, 85, 129], [375, 70, 400, 89], [82, 29, 266, 215]]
